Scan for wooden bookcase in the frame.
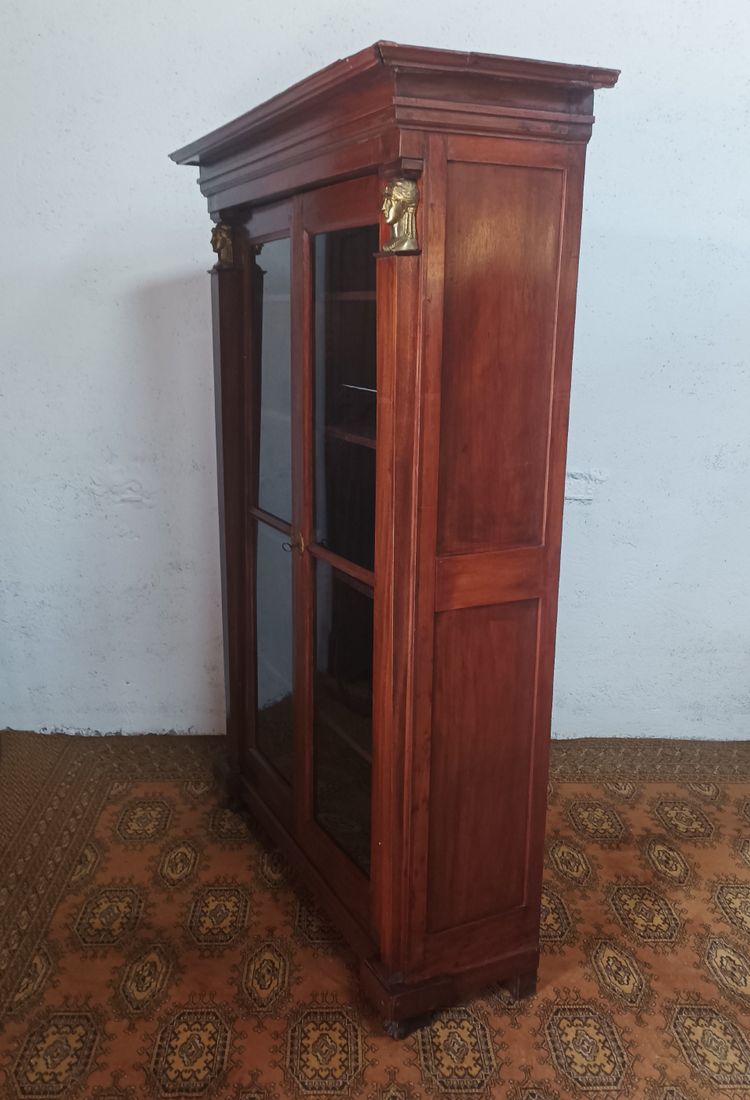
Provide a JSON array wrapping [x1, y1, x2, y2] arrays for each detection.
[[171, 41, 618, 1034]]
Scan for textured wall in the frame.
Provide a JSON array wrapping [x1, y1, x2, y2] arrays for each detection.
[[1, 1, 748, 737]]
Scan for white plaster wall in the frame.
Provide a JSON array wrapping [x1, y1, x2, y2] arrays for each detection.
[[1, 0, 748, 737]]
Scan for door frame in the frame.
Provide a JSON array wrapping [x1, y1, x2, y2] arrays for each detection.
[[242, 198, 297, 831], [293, 175, 382, 930], [242, 177, 383, 932]]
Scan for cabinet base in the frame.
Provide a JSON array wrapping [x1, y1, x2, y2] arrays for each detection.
[[383, 1013, 436, 1040], [506, 968, 538, 1000], [216, 753, 540, 1033], [213, 750, 244, 812], [361, 951, 539, 1026], [379, 967, 537, 1038]]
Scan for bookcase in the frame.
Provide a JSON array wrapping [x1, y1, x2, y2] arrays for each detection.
[[171, 41, 618, 1034]]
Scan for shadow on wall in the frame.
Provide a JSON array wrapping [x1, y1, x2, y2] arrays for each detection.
[[120, 272, 226, 732], [553, 223, 750, 740], [13, 268, 227, 734]]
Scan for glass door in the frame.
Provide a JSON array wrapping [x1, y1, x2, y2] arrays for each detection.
[[244, 202, 297, 817], [299, 177, 381, 886], [244, 178, 381, 905], [312, 224, 378, 873]]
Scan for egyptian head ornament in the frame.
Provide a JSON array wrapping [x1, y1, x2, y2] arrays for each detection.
[[210, 223, 234, 268], [381, 179, 419, 253]]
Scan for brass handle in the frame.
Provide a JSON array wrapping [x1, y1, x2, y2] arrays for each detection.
[[281, 531, 306, 555]]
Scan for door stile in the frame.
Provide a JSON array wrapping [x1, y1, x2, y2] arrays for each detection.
[[402, 134, 448, 976], [371, 241, 423, 972], [211, 236, 247, 796], [243, 233, 264, 762], [241, 200, 296, 821], [292, 197, 315, 834], [291, 176, 382, 928]]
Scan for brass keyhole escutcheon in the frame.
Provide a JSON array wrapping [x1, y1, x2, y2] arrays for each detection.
[[281, 531, 306, 555]]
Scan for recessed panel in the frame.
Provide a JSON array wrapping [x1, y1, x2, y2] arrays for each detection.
[[436, 161, 563, 554], [426, 599, 539, 933]]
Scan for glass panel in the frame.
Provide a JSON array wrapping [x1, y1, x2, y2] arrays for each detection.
[[255, 522, 293, 782], [313, 560, 373, 873], [313, 225, 379, 571], [256, 238, 292, 522]]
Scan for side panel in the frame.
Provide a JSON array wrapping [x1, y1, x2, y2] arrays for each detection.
[[427, 600, 539, 932], [405, 134, 587, 981], [437, 162, 563, 554]]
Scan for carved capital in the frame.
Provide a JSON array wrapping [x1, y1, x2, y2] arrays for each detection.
[[210, 222, 234, 268], [381, 179, 419, 253]]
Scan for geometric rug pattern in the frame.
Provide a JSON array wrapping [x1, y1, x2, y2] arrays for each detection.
[[1, 730, 749, 1099]]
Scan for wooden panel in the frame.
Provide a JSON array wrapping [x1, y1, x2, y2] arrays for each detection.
[[436, 161, 563, 554], [171, 44, 617, 212], [210, 261, 245, 797], [402, 133, 448, 976], [426, 599, 539, 933], [302, 174, 381, 232], [404, 138, 588, 988], [371, 242, 423, 962], [435, 546, 545, 612]]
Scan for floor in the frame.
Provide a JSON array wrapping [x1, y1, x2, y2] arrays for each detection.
[[0, 730, 749, 1099]]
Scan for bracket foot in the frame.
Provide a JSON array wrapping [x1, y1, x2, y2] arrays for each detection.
[[383, 1011, 435, 1040]]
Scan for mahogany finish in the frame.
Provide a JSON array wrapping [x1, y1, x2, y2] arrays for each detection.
[[171, 41, 618, 1030]]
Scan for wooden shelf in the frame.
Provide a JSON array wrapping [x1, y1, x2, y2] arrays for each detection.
[[317, 703, 373, 765], [332, 567, 373, 599], [316, 678, 373, 765], [325, 425, 376, 450], [326, 290, 376, 301]]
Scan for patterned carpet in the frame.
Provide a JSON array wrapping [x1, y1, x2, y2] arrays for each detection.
[[1, 732, 750, 1100]]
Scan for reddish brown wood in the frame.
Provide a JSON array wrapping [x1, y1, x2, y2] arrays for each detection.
[[427, 600, 539, 932], [241, 201, 295, 832], [308, 544, 375, 589], [371, 234, 423, 967], [170, 43, 618, 213], [173, 41, 618, 1029], [301, 174, 381, 232], [247, 506, 291, 537], [435, 546, 545, 611], [404, 131, 449, 978], [294, 175, 380, 934], [436, 150, 565, 554], [360, 944, 539, 1021], [291, 192, 312, 839], [210, 255, 246, 803]]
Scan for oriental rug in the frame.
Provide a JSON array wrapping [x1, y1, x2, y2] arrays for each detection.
[[1, 730, 749, 1099]]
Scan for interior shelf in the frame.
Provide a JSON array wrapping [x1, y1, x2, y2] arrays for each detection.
[[325, 425, 376, 450], [326, 290, 376, 301], [316, 694, 373, 765]]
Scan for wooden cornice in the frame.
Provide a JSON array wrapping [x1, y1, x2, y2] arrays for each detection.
[[170, 43, 383, 168], [375, 41, 619, 89], [170, 42, 619, 212]]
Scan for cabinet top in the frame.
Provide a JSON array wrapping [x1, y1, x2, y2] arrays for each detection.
[[170, 41, 619, 168]]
